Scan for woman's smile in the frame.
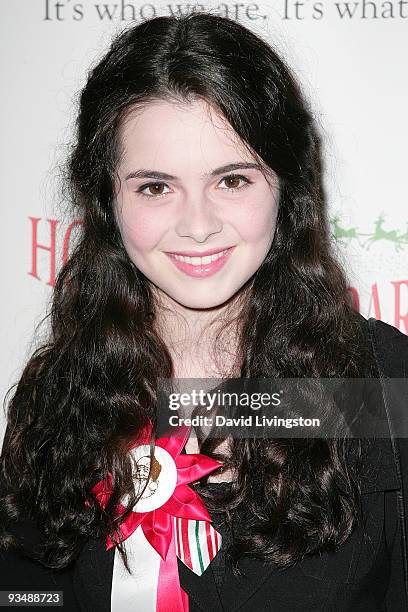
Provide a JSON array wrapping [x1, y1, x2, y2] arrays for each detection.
[[164, 246, 235, 278]]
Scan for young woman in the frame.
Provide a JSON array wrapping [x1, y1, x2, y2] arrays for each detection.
[[1, 12, 408, 612]]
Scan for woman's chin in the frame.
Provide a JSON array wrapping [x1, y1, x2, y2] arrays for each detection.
[[153, 284, 239, 312], [170, 296, 234, 311]]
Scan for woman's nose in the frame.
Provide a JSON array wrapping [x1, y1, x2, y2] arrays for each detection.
[[174, 193, 223, 243]]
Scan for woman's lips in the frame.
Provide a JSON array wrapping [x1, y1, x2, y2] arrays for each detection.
[[165, 247, 235, 278]]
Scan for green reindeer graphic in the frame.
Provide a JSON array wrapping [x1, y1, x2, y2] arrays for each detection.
[[330, 216, 368, 247], [364, 214, 405, 252], [330, 213, 407, 251]]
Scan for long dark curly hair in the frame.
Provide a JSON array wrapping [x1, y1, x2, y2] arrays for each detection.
[[0, 12, 376, 574]]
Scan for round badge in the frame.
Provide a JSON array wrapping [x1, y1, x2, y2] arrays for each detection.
[[128, 444, 177, 512]]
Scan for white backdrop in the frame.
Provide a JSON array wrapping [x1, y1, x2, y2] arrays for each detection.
[[1, 0, 407, 445]]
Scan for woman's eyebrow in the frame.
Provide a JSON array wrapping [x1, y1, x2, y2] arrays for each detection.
[[124, 162, 263, 181]]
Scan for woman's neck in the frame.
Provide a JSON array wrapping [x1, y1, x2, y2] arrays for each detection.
[[153, 288, 243, 379]]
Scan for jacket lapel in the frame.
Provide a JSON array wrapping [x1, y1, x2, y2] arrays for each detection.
[[217, 556, 278, 612], [180, 555, 290, 612], [178, 558, 224, 611]]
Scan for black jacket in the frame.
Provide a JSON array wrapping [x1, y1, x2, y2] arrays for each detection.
[[1, 316, 408, 611]]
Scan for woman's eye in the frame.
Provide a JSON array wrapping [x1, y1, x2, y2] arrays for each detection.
[[137, 182, 171, 198], [218, 174, 252, 191]]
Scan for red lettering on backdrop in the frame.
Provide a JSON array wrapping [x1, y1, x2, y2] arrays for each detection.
[[28, 217, 83, 287], [28, 217, 58, 286], [391, 280, 408, 334], [348, 281, 407, 334]]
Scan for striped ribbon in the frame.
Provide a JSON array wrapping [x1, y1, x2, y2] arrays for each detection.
[[174, 516, 222, 576]]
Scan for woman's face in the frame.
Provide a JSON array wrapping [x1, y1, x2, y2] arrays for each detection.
[[114, 98, 280, 310]]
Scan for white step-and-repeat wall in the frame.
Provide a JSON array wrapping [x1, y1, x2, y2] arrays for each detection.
[[1, 1, 407, 444]]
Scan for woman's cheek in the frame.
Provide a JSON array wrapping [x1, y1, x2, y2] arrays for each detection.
[[120, 205, 169, 252], [229, 199, 278, 243]]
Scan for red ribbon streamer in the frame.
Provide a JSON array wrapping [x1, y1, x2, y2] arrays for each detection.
[[157, 525, 189, 612]]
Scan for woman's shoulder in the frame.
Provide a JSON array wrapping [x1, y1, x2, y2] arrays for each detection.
[[358, 314, 408, 374], [367, 315, 408, 344]]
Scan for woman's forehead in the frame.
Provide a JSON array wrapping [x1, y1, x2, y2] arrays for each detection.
[[117, 98, 255, 172]]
